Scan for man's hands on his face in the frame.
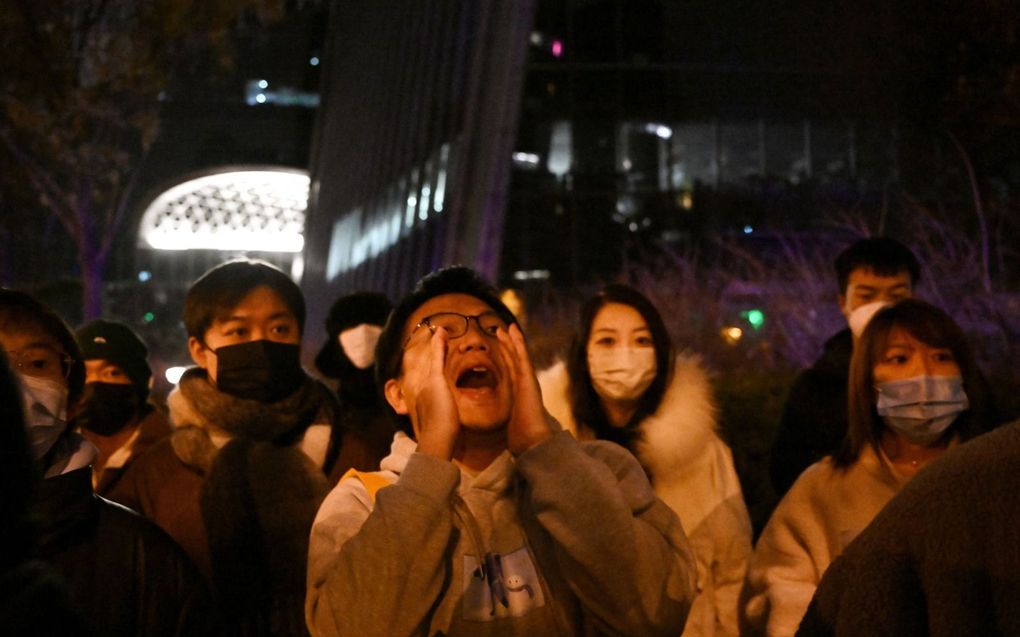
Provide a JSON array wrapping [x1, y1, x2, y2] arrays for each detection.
[[498, 323, 556, 455], [406, 320, 556, 462], [409, 326, 460, 461]]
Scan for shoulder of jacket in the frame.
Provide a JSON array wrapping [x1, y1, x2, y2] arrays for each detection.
[[536, 359, 579, 436]]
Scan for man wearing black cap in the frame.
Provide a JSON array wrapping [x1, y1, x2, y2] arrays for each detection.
[[73, 319, 171, 511]]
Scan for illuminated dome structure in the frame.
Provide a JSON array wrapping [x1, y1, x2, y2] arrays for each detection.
[[138, 168, 308, 253], [135, 167, 308, 283]]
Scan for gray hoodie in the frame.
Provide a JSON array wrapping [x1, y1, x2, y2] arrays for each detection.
[[306, 430, 697, 636]]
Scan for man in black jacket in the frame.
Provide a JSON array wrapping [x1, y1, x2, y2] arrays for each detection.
[[0, 288, 217, 636], [768, 238, 920, 498]]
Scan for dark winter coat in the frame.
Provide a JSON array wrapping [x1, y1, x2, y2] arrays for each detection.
[[94, 405, 172, 511], [769, 329, 852, 497], [796, 420, 1020, 637], [129, 368, 332, 637], [35, 467, 217, 637], [321, 368, 398, 487]]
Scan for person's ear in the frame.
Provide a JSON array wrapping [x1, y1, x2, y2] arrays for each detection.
[[188, 336, 212, 369], [383, 378, 409, 415]]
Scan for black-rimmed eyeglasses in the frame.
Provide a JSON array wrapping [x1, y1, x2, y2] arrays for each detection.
[[403, 312, 508, 348]]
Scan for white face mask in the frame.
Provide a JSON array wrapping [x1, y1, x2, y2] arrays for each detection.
[[588, 347, 657, 402], [339, 324, 383, 369], [848, 300, 891, 339], [19, 373, 69, 460]]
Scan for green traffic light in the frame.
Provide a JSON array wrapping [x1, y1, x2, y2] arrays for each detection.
[[741, 308, 765, 330], [143, 312, 155, 323]]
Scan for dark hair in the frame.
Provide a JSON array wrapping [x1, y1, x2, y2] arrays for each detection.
[[0, 288, 85, 406], [834, 238, 921, 294], [374, 266, 518, 435], [183, 259, 306, 342], [835, 299, 993, 468], [0, 349, 38, 568], [566, 284, 675, 449], [315, 291, 392, 379]]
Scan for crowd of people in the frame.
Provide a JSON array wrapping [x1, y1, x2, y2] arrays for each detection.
[[1, 237, 1016, 636]]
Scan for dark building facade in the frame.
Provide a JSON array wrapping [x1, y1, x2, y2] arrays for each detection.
[[301, 1, 536, 334]]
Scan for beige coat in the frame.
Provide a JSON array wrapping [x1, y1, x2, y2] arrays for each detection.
[[538, 354, 752, 637], [742, 445, 915, 637]]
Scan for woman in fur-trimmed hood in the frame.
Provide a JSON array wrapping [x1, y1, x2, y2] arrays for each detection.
[[538, 284, 752, 637]]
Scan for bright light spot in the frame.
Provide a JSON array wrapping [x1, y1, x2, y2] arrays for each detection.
[[137, 270, 152, 282], [547, 121, 572, 177], [512, 270, 550, 281], [500, 289, 527, 324], [742, 309, 765, 330], [530, 32, 543, 45], [143, 312, 155, 323], [309, 56, 320, 66], [257, 79, 268, 89], [628, 222, 639, 232], [513, 152, 541, 169], [165, 366, 187, 385], [743, 225, 753, 234], [720, 326, 743, 345], [551, 39, 563, 57], [680, 192, 693, 210], [622, 158, 633, 171], [139, 169, 308, 252], [644, 123, 673, 139], [255, 93, 267, 104]]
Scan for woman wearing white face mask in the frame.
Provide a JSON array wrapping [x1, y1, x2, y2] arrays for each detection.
[[538, 284, 752, 637], [314, 291, 397, 486], [743, 299, 999, 637]]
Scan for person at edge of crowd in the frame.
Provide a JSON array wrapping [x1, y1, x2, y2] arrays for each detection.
[[71, 319, 171, 510], [127, 258, 336, 636], [306, 265, 697, 637], [768, 237, 921, 499], [537, 284, 752, 637], [314, 291, 397, 487], [0, 349, 85, 635], [795, 417, 1020, 637], [742, 299, 999, 637], [0, 288, 216, 637]]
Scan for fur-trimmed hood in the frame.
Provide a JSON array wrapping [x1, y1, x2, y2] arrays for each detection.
[[539, 353, 745, 533], [538, 353, 719, 471]]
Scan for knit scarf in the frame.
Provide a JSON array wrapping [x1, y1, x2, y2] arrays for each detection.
[[169, 367, 332, 635]]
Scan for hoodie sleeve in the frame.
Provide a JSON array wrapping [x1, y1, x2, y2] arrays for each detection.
[[305, 452, 460, 637], [514, 431, 698, 637]]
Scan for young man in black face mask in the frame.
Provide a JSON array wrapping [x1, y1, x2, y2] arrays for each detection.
[[128, 258, 336, 636], [72, 320, 170, 510]]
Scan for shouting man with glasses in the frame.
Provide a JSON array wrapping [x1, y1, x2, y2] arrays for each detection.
[[306, 266, 696, 637]]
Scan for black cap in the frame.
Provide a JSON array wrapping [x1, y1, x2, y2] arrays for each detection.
[[75, 320, 152, 388]]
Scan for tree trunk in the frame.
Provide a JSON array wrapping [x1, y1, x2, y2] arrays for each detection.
[[80, 253, 105, 320]]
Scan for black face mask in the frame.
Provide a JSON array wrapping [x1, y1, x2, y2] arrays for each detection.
[[214, 340, 305, 403], [73, 382, 143, 437]]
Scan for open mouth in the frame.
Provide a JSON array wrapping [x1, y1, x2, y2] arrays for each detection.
[[456, 365, 498, 390]]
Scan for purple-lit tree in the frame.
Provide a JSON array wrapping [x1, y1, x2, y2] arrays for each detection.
[[0, 0, 289, 318]]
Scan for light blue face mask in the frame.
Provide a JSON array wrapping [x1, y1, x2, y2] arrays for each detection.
[[875, 374, 969, 445]]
